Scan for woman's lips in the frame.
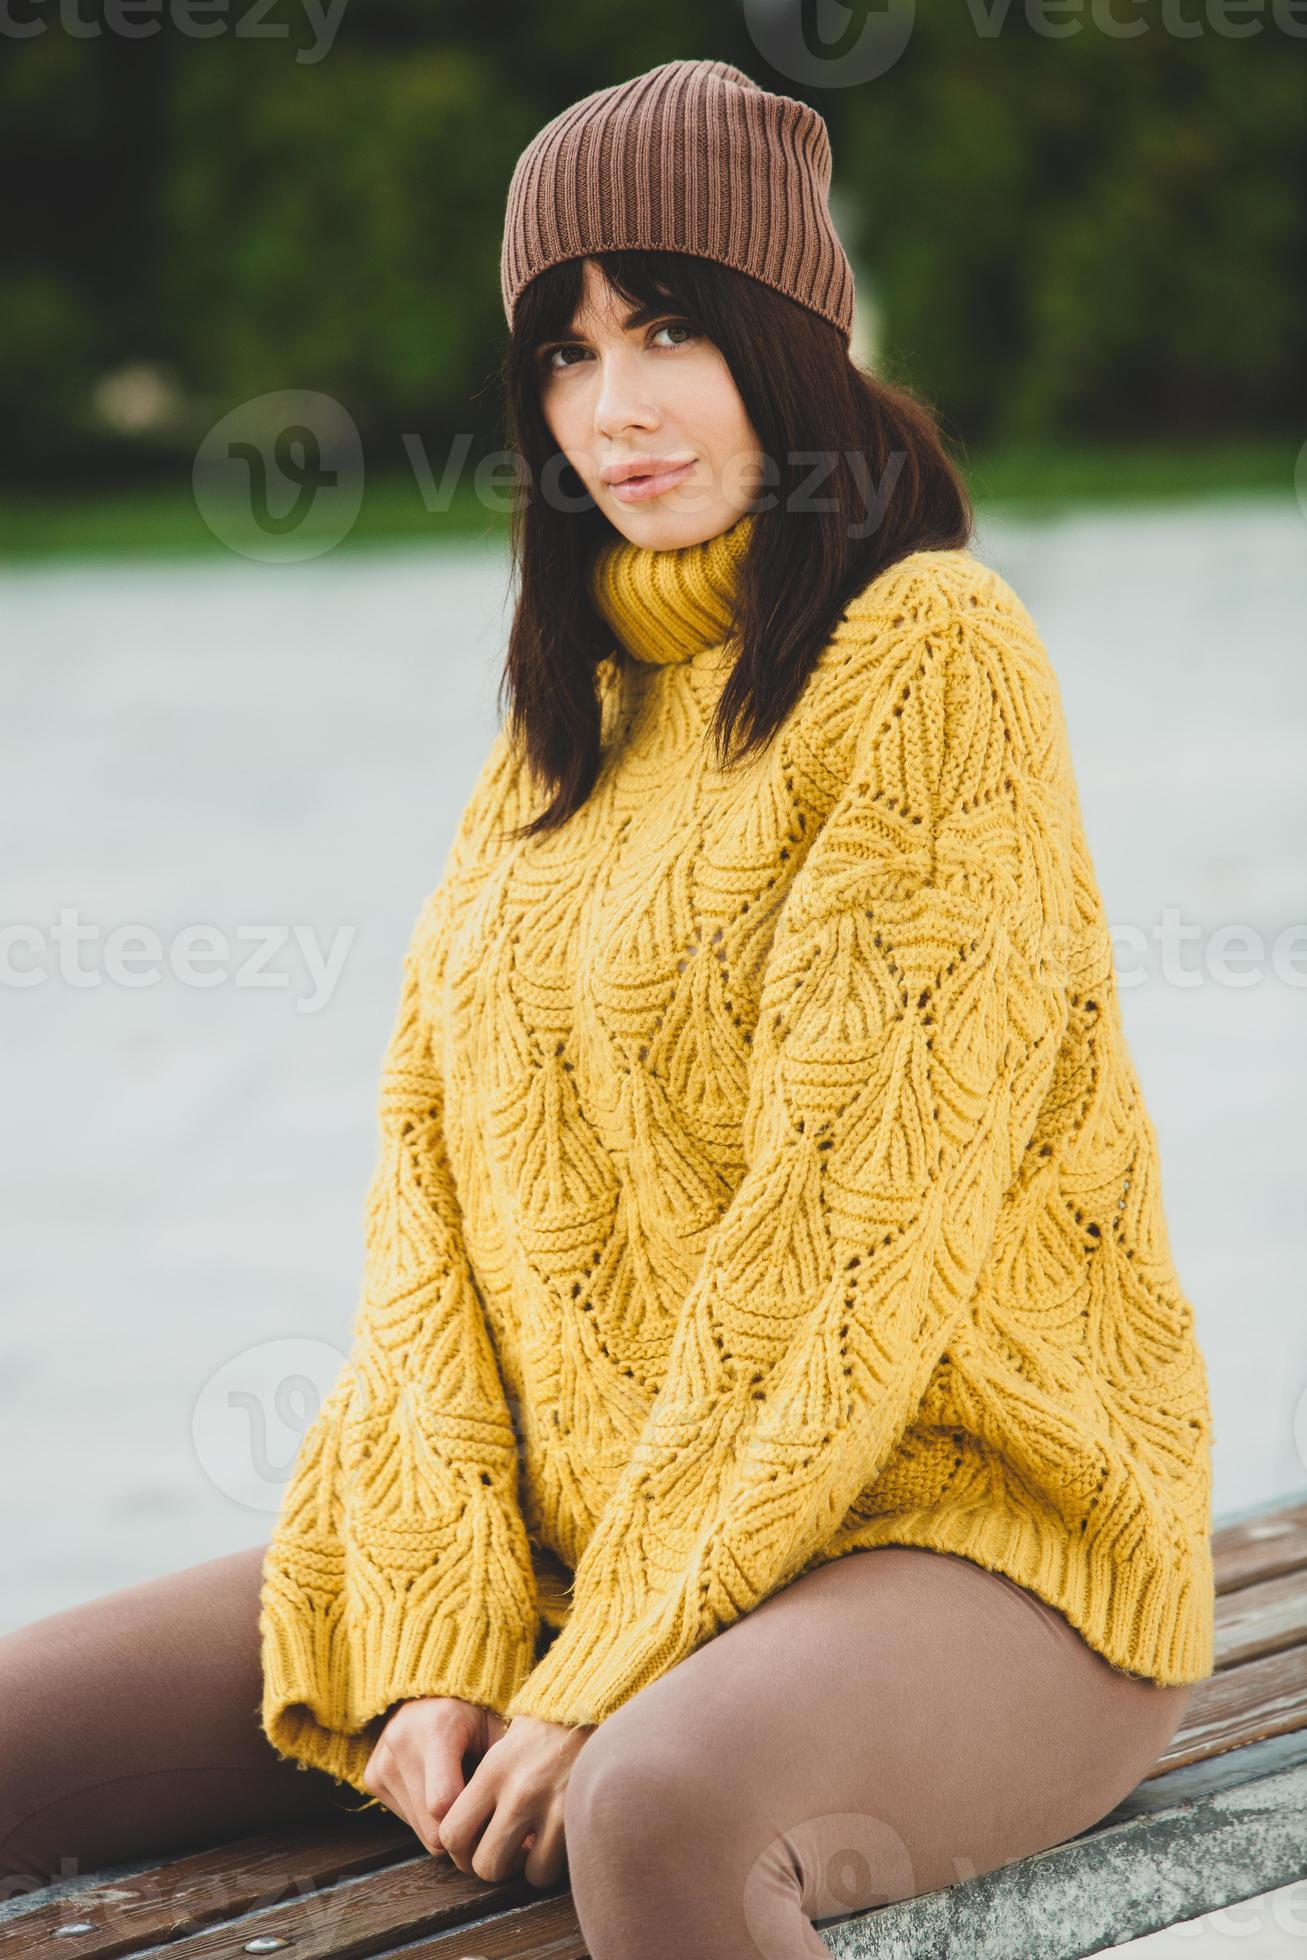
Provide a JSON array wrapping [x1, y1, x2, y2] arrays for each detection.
[[608, 458, 697, 504]]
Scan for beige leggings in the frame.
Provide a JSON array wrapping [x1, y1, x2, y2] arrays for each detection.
[[0, 1540, 1194, 1958]]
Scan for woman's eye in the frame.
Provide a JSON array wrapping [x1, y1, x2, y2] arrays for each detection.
[[538, 319, 698, 372]]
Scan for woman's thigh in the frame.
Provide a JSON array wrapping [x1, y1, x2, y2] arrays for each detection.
[[563, 1544, 1195, 1960], [0, 1543, 356, 1900]]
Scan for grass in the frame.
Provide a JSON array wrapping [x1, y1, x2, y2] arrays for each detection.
[[958, 436, 1298, 512], [0, 436, 1297, 562]]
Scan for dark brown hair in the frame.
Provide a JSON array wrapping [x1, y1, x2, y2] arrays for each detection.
[[497, 249, 973, 839]]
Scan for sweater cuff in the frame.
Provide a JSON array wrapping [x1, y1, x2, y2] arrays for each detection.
[[259, 1561, 538, 1795], [504, 1591, 678, 1730]]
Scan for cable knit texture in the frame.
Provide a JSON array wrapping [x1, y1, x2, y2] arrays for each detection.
[[259, 511, 1215, 1793]]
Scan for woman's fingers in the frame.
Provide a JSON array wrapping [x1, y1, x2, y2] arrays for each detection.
[[372, 1759, 446, 1855], [465, 1781, 540, 1885], [437, 1767, 499, 1875], [365, 1768, 419, 1841], [416, 1727, 471, 1856], [365, 1702, 571, 1889], [524, 1810, 567, 1890], [363, 1697, 481, 1857]]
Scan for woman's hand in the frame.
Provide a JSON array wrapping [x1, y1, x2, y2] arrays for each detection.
[[438, 1712, 594, 1889], [361, 1695, 507, 1859]]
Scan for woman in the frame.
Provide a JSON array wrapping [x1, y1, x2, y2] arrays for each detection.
[[2, 58, 1213, 1959]]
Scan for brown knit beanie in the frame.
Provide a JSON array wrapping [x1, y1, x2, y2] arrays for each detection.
[[500, 58, 855, 343]]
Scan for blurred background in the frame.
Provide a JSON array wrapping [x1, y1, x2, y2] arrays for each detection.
[[2, 4, 1306, 1948]]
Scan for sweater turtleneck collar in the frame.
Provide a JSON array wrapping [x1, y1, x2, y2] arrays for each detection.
[[588, 510, 755, 666]]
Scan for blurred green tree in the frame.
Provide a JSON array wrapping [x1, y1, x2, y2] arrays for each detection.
[[1, 2, 1303, 489]]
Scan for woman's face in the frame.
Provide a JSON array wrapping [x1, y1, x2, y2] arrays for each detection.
[[535, 257, 764, 550]]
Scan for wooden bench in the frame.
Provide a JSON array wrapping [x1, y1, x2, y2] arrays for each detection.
[[4, 1490, 1305, 1959]]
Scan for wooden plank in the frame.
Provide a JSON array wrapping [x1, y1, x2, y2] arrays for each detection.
[[1214, 1564, 1307, 1668], [384, 1893, 588, 1957], [1150, 1642, 1307, 1774], [1212, 1495, 1307, 1593], [11, 1863, 584, 1960], [0, 1812, 411, 1958], [6, 1840, 576, 1960], [77, 1852, 569, 1959]]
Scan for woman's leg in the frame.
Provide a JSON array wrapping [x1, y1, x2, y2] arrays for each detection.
[[563, 1544, 1195, 1960], [0, 1544, 359, 1902]]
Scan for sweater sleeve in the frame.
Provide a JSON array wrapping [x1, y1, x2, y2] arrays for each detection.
[[259, 758, 540, 1797], [504, 575, 1077, 1730]]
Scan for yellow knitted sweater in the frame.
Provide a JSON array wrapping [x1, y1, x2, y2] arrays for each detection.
[[259, 511, 1215, 1795]]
